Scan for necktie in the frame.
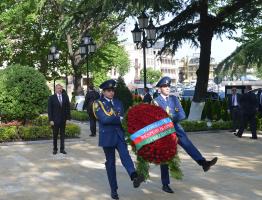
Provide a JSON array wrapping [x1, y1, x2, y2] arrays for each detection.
[[109, 100, 114, 108], [232, 95, 235, 105], [58, 95, 62, 106], [260, 93, 262, 105], [165, 97, 170, 114]]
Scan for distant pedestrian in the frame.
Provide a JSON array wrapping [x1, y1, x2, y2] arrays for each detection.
[[153, 89, 159, 98], [83, 84, 100, 137], [235, 86, 258, 139], [142, 87, 152, 103], [227, 87, 241, 132]]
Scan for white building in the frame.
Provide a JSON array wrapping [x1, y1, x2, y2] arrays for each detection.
[[109, 41, 180, 85]]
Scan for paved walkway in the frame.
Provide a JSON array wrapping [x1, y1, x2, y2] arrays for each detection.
[[0, 122, 261, 200]]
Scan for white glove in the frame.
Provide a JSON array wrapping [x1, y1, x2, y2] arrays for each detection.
[[50, 121, 54, 126]]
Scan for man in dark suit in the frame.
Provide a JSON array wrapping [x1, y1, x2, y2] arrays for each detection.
[[235, 86, 258, 139], [93, 79, 144, 200], [142, 87, 152, 103], [48, 84, 71, 154], [227, 87, 241, 132], [257, 89, 262, 113], [83, 84, 100, 137]]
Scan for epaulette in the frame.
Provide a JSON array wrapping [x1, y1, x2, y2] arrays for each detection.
[[152, 99, 159, 106], [93, 100, 115, 117]]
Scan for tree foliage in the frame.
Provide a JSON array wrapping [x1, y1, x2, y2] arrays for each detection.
[[140, 68, 162, 84]]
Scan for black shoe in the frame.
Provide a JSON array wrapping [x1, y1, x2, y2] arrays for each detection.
[[53, 150, 57, 155], [89, 133, 96, 137], [162, 185, 174, 193], [234, 132, 242, 138], [111, 192, 119, 200], [250, 137, 258, 139], [60, 150, 67, 154], [230, 129, 236, 132], [133, 174, 145, 188], [202, 157, 218, 172]]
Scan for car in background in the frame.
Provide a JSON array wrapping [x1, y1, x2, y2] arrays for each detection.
[[170, 86, 180, 97], [181, 89, 221, 101], [181, 89, 194, 100]]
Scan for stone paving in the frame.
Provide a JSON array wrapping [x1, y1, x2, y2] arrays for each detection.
[[0, 121, 261, 200]]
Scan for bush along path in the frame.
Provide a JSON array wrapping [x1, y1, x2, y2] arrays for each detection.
[[0, 116, 80, 143]]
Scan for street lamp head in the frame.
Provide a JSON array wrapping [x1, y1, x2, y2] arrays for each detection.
[[88, 38, 96, 53], [48, 53, 54, 61], [50, 45, 56, 54], [79, 43, 87, 55], [54, 50, 60, 60], [146, 18, 156, 41], [137, 11, 149, 29], [131, 22, 142, 43], [82, 32, 91, 45]]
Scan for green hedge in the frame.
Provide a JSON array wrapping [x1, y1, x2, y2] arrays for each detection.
[[180, 120, 232, 132], [0, 126, 19, 142], [0, 123, 81, 142], [71, 110, 89, 121]]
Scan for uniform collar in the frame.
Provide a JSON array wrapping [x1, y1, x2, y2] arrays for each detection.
[[160, 93, 169, 100], [103, 97, 113, 102]]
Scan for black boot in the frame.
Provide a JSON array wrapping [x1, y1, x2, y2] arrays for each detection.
[[200, 157, 218, 172], [111, 191, 119, 200], [131, 172, 145, 188], [162, 185, 174, 193]]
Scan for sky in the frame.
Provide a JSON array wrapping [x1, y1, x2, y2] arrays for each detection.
[[118, 17, 240, 63]]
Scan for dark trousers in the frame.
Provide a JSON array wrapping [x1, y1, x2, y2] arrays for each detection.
[[230, 107, 240, 131], [160, 123, 205, 185], [89, 113, 97, 135], [53, 123, 66, 151], [237, 111, 257, 138], [103, 138, 136, 192]]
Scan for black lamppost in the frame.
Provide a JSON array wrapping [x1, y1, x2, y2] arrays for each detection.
[[48, 44, 60, 93], [132, 11, 156, 88], [79, 33, 96, 87]]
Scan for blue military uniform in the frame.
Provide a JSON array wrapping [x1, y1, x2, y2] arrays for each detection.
[[93, 79, 144, 199], [153, 77, 216, 190]]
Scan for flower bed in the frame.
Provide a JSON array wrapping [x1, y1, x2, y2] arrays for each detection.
[[0, 116, 81, 142]]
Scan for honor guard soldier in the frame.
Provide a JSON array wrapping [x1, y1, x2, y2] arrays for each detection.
[[93, 79, 144, 199], [153, 76, 218, 193]]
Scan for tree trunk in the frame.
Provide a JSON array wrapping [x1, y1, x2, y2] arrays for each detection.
[[188, 0, 213, 120]]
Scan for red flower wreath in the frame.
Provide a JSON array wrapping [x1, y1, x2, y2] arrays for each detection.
[[126, 104, 178, 164]]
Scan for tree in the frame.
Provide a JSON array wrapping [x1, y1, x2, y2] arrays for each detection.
[[0, 0, 130, 95], [115, 77, 133, 112], [156, 0, 262, 120], [216, 24, 262, 77], [97, 0, 262, 120], [140, 68, 162, 84]]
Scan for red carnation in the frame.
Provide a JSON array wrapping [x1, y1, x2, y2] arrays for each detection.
[[126, 104, 178, 164]]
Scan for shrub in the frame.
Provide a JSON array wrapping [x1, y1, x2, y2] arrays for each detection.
[[115, 77, 133, 112], [180, 120, 207, 132], [65, 123, 81, 137], [31, 115, 49, 126], [71, 110, 89, 121], [0, 65, 50, 122], [18, 123, 80, 140], [18, 126, 52, 140], [211, 121, 232, 130], [0, 126, 19, 142]]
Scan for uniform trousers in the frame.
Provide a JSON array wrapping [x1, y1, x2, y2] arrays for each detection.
[[103, 137, 136, 192], [160, 123, 205, 185]]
